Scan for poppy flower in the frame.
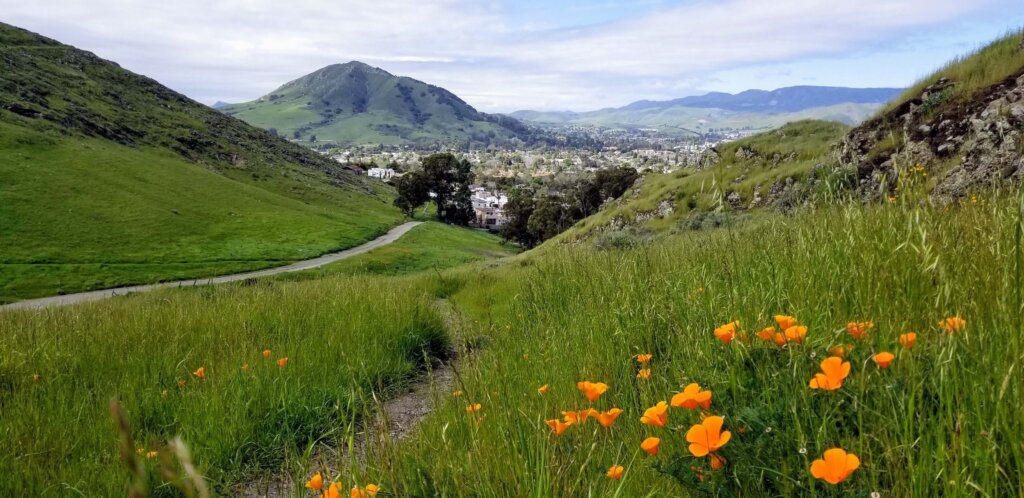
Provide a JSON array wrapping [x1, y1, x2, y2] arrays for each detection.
[[262, 349, 271, 358], [873, 352, 895, 368], [365, 484, 380, 497], [939, 316, 966, 333], [714, 321, 739, 344], [810, 448, 860, 485], [636, 369, 651, 380], [305, 473, 324, 491], [596, 408, 624, 428], [773, 333, 787, 348], [324, 483, 342, 498], [546, 419, 573, 435], [671, 383, 712, 410], [784, 325, 807, 344], [641, 437, 661, 456], [538, 384, 549, 394], [710, 454, 726, 470], [452, 390, 463, 397], [757, 326, 776, 342], [775, 315, 798, 330], [640, 401, 669, 427], [846, 321, 875, 340], [466, 403, 482, 413], [350, 485, 380, 498], [899, 332, 917, 349], [828, 344, 851, 358], [636, 354, 653, 365], [686, 415, 731, 457], [241, 363, 250, 371], [809, 356, 851, 390], [577, 381, 609, 402], [562, 409, 599, 424], [606, 465, 624, 480], [193, 367, 205, 379], [146, 451, 158, 459], [277, 357, 288, 368]]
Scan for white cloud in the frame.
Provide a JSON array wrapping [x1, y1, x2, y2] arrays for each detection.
[[0, 0, 1013, 111]]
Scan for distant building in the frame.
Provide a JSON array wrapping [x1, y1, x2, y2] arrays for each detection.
[[469, 186, 508, 231], [367, 167, 396, 180]]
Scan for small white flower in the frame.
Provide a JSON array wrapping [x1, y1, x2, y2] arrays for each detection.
[[765, 427, 773, 433], [872, 492, 881, 498], [798, 447, 807, 454], [809, 352, 817, 359]]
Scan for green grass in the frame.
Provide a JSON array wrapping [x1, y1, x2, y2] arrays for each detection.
[[0, 123, 403, 302], [880, 30, 1024, 115], [0, 275, 449, 495], [274, 222, 517, 282], [558, 120, 848, 241], [370, 195, 1024, 497]]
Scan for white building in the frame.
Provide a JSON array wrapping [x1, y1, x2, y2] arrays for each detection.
[[367, 168, 396, 180]]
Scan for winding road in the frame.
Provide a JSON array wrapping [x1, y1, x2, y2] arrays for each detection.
[[0, 221, 423, 312]]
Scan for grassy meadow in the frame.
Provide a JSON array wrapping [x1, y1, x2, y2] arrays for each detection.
[[0, 123, 403, 302]]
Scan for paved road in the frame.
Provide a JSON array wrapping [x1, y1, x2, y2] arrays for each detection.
[[1, 221, 423, 312]]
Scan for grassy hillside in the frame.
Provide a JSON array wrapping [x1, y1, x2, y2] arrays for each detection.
[[222, 62, 533, 148], [274, 222, 517, 282], [0, 23, 404, 301], [556, 120, 849, 242]]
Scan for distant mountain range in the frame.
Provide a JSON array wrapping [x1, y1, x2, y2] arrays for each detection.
[[220, 62, 536, 148], [511, 86, 904, 134]]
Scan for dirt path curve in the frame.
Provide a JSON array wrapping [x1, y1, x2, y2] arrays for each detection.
[[0, 222, 423, 312]]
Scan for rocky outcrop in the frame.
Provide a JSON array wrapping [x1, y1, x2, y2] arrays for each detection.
[[840, 68, 1024, 200]]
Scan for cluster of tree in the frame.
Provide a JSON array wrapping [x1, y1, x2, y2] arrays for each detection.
[[500, 166, 640, 248], [393, 153, 475, 225]]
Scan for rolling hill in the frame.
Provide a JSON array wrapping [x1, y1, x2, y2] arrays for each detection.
[[220, 62, 535, 148], [511, 86, 902, 134], [0, 22, 404, 301]]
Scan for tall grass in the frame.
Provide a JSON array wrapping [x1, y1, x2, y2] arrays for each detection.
[[376, 196, 1024, 496], [0, 276, 447, 495]]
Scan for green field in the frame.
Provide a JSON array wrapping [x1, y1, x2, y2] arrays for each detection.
[[0, 123, 403, 302], [274, 222, 516, 282]]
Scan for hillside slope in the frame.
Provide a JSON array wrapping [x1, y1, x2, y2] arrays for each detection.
[[0, 23, 403, 301], [511, 86, 901, 133], [222, 62, 535, 148]]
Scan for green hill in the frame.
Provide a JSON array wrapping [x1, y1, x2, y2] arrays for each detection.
[[0, 23, 404, 302], [221, 62, 535, 148]]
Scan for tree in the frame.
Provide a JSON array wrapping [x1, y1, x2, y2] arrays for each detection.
[[527, 195, 575, 242], [500, 187, 539, 248], [393, 173, 429, 217], [392, 153, 476, 225]]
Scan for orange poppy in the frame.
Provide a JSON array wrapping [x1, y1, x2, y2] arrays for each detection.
[[775, 315, 798, 330], [324, 482, 342, 498], [538, 384, 549, 394], [636, 369, 651, 380], [714, 321, 739, 344], [784, 325, 807, 344], [595, 408, 624, 428], [685, 415, 731, 457], [305, 473, 324, 491], [546, 418, 573, 435], [810, 448, 860, 485], [562, 408, 599, 424], [757, 326, 776, 342], [636, 354, 653, 365], [192, 367, 205, 379], [899, 332, 917, 349], [846, 321, 875, 340], [809, 356, 851, 391], [640, 401, 669, 427], [277, 357, 288, 368], [873, 352, 895, 368], [146, 451, 158, 459], [939, 316, 966, 333], [452, 390, 463, 397], [828, 344, 851, 357], [641, 437, 661, 456], [466, 403, 482, 413], [773, 333, 787, 348], [349, 484, 380, 498], [710, 454, 726, 470], [364, 484, 380, 497], [606, 465, 624, 480], [671, 383, 712, 410], [577, 381, 609, 402], [262, 349, 271, 358]]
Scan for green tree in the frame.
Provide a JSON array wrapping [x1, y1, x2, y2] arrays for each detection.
[[500, 187, 539, 248], [392, 153, 476, 225], [393, 173, 429, 217]]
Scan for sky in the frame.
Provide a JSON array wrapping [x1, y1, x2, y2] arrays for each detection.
[[1, 0, 1022, 112]]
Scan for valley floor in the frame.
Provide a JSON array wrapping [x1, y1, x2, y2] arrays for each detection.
[[1, 198, 1022, 497]]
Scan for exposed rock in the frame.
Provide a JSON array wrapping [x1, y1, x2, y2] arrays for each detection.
[[733, 174, 747, 184], [656, 200, 675, 218], [749, 185, 764, 209], [735, 146, 757, 160], [726, 191, 742, 209]]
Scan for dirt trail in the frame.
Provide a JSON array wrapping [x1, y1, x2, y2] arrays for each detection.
[[1, 222, 422, 312], [236, 298, 465, 497]]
